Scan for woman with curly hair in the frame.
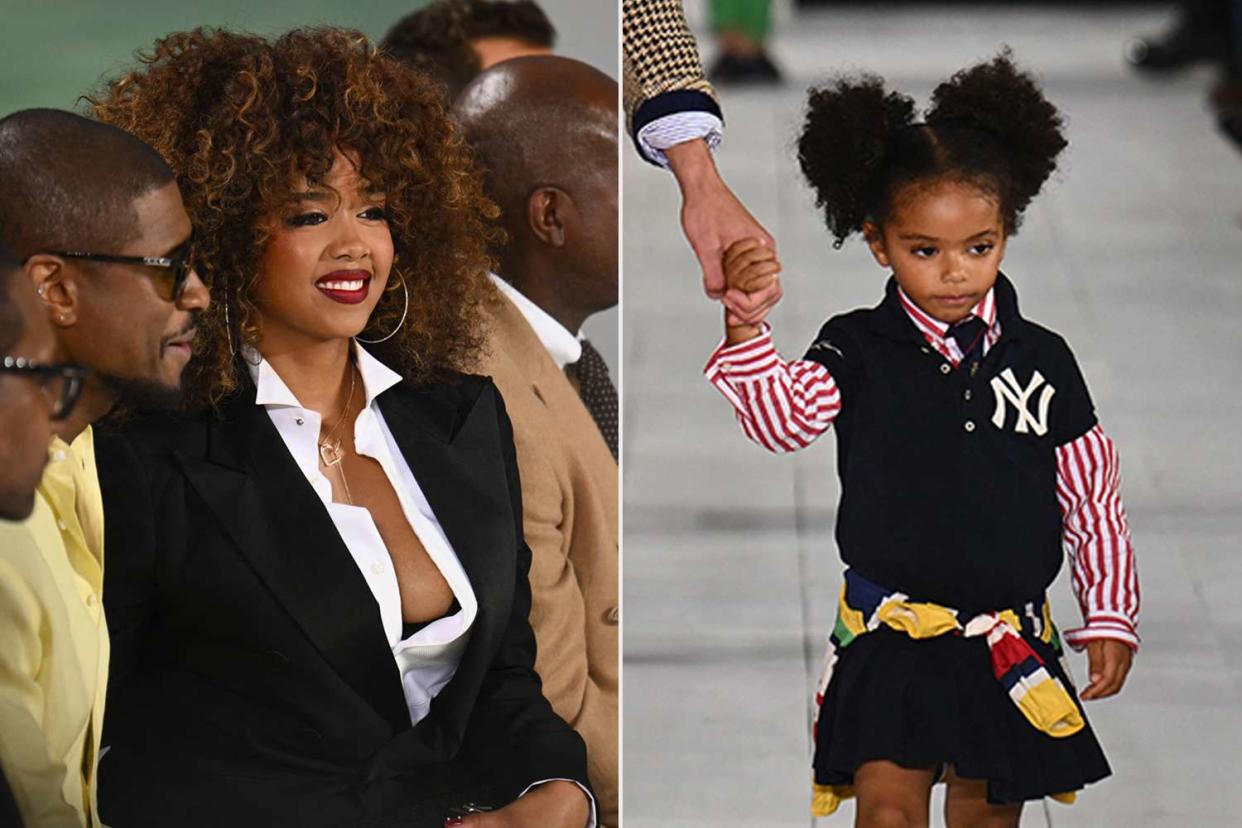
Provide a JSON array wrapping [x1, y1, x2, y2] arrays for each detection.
[[705, 53, 1138, 826], [90, 27, 592, 828]]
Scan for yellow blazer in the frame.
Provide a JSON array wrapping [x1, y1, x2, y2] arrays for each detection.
[[476, 293, 619, 827], [0, 428, 108, 828]]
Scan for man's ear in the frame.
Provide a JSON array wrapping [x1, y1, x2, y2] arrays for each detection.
[[25, 255, 78, 327], [526, 187, 573, 248], [861, 221, 890, 269]]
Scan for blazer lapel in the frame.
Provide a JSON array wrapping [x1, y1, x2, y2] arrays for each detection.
[[375, 382, 518, 743], [177, 390, 411, 734]]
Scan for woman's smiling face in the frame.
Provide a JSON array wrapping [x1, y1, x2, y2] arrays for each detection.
[[864, 178, 1007, 325], [252, 149, 394, 352]]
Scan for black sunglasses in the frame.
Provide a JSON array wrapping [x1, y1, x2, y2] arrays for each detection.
[[52, 244, 199, 301], [0, 356, 88, 421]]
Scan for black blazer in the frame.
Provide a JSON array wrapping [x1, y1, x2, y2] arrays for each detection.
[[94, 374, 588, 828]]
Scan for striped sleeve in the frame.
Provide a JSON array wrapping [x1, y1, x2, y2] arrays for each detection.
[[704, 325, 841, 453], [1055, 424, 1140, 651], [636, 111, 724, 168]]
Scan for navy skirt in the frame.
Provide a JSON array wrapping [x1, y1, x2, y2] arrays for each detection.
[[812, 626, 1111, 804]]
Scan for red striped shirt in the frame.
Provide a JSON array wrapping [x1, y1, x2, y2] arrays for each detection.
[[704, 288, 1139, 650]]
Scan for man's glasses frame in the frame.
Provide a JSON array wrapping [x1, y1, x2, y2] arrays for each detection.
[[52, 249, 197, 301], [0, 356, 88, 421]]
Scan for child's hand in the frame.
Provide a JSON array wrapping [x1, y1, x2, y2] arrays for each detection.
[[1079, 639, 1133, 700], [722, 238, 782, 343]]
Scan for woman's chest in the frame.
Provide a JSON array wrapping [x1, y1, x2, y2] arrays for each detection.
[[327, 451, 456, 624]]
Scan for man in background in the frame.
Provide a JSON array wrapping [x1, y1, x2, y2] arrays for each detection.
[[383, 0, 555, 100], [454, 56, 618, 827]]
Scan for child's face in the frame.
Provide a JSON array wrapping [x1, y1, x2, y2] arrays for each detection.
[[863, 178, 1007, 325]]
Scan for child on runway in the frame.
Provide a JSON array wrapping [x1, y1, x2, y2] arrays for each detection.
[[705, 53, 1139, 827]]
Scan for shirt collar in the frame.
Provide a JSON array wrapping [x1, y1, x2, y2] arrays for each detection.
[[489, 273, 583, 370], [244, 340, 403, 410], [895, 283, 998, 345], [39, 427, 93, 504]]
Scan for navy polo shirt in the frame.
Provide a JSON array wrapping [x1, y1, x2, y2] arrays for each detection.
[[803, 274, 1098, 614]]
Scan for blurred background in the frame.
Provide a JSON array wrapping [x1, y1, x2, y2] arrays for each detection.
[[0, 0, 619, 370], [622, 2, 1242, 826]]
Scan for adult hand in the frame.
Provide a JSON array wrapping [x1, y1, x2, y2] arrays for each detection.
[[446, 780, 589, 828], [665, 138, 776, 315], [1079, 639, 1133, 700]]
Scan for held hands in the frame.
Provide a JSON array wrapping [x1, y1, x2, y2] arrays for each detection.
[[722, 238, 783, 345], [1079, 639, 1134, 701], [446, 780, 590, 828], [664, 139, 781, 324]]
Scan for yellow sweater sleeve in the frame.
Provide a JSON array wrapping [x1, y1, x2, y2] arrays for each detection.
[[0, 545, 89, 828]]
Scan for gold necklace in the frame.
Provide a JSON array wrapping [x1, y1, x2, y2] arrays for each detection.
[[318, 362, 357, 505]]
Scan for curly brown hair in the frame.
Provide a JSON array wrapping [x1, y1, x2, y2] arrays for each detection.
[[90, 26, 498, 410]]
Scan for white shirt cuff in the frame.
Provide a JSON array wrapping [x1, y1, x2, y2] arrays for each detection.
[[637, 111, 724, 168], [518, 778, 597, 828]]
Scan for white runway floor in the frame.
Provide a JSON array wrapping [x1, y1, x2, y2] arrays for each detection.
[[620, 4, 1242, 826]]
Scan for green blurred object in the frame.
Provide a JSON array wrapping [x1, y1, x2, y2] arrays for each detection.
[[0, 0, 430, 113], [0, 0, 615, 114], [708, 0, 772, 40]]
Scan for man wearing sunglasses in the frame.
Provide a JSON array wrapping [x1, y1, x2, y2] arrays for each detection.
[[0, 249, 82, 522], [0, 249, 82, 828], [0, 108, 208, 828]]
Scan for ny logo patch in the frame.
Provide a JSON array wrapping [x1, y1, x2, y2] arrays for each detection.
[[990, 368, 1056, 436]]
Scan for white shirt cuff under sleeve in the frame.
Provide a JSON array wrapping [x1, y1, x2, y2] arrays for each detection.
[[518, 778, 598, 828], [637, 111, 724, 168]]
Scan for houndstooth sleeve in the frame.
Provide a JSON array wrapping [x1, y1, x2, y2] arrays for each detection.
[[623, 0, 723, 165]]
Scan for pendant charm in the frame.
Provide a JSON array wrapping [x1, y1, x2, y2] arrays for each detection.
[[319, 439, 344, 467]]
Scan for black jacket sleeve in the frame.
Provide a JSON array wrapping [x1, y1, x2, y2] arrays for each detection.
[[459, 385, 591, 803], [94, 425, 164, 697]]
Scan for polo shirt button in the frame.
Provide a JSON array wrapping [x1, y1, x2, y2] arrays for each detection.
[[53, 450, 66, 462], [964, 420, 976, 432], [57, 519, 68, 531], [370, 562, 384, 576], [964, 389, 973, 401], [940, 364, 951, 375], [603, 606, 619, 625], [86, 593, 98, 608], [295, 417, 305, 426]]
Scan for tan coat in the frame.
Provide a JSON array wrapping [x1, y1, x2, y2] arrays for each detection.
[[476, 293, 619, 827]]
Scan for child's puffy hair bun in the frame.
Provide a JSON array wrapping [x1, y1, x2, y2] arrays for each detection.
[[797, 49, 1067, 245], [926, 49, 1067, 223], [797, 75, 917, 247]]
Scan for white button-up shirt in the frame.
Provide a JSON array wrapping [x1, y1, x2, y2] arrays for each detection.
[[246, 343, 476, 726], [490, 273, 581, 369]]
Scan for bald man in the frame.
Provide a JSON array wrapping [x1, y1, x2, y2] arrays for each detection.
[[454, 57, 618, 828]]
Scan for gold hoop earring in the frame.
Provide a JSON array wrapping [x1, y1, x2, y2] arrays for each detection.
[[355, 273, 409, 345], [223, 287, 259, 365], [224, 294, 235, 359]]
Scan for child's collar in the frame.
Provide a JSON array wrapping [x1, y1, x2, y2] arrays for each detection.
[[895, 284, 997, 340], [871, 272, 1027, 345]]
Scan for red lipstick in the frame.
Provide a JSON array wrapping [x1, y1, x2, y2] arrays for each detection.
[[316, 270, 371, 305]]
